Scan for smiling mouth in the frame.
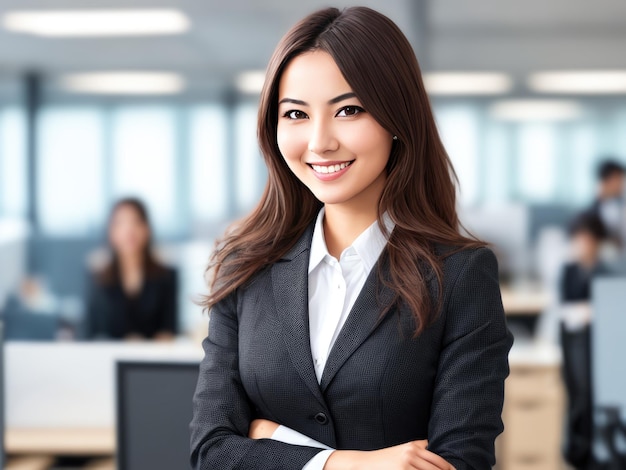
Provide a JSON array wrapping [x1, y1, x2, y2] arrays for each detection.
[[308, 160, 355, 174]]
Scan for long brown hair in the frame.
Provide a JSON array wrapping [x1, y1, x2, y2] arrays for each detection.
[[204, 6, 484, 334], [98, 197, 166, 286]]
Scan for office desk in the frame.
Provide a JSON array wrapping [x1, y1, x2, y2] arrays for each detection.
[[5, 456, 55, 470], [5, 428, 115, 455], [497, 341, 564, 470], [500, 284, 550, 316], [4, 340, 202, 459], [5, 340, 203, 429]]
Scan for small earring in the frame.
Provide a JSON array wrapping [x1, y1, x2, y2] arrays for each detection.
[[393, 135, 398, 141]]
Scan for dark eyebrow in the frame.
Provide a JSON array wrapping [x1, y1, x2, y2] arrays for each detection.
[[278, 92, 358, 107], [328, 92, 357, 104], [278, 98, 307, 106]]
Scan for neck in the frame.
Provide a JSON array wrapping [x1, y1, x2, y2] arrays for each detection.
[[579, 255, 597, 270], [322, 175, 385, 259], [599, 189, 617, 200], [118, 252, 144, 272]]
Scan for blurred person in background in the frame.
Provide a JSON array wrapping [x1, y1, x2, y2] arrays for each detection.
[[560, 212, 609, 470], [191, 6, 512, 470], [85, 197, 177, 341], [2, 276, 60, 340], [589, 159, 625, 250]]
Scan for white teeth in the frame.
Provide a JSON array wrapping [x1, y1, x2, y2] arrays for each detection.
[[311, 161, 351, 174]]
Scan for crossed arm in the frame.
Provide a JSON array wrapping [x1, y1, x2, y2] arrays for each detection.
[[248, 419, 456, 470]]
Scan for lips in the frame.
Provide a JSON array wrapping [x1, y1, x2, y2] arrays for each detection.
[[306, 159, 355, 181], [308, 160, 354, 174]]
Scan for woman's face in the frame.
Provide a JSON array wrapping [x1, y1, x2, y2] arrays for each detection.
[[108, 204, 150, 258], [572, 231, 600, 264], [276, 51, 393, 209]]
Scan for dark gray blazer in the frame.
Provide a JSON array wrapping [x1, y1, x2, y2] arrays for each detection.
[[190, 225, 513, 470]]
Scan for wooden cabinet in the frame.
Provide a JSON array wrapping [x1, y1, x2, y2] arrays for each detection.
[[497, 359, 565, 470]]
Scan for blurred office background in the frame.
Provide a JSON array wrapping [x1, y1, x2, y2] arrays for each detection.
[[1, 0, 626, 469]]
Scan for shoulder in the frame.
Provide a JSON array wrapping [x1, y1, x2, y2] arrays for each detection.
[[594, 262, 612, 276], [431, 245, 501, 311], [87, 268, 111, 290], [560, 262, 578, 277], [85, 270, 116, 309], [436, 245, 499, 284], [414, 244, 500, 309], [161, 266, 178, 287], [149, 265, 178, 286], [163, 266, 177, 279], [434, 246, 509, 343]]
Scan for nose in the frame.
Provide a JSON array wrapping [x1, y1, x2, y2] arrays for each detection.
[[307, 118, 339, 155]]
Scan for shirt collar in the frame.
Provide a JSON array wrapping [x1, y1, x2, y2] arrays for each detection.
[[308, 207, 395, 274], [308, 209, 330, 274], [353, 212, 394, 272]]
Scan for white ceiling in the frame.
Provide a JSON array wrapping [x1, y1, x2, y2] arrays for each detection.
[[0, 0, 625, 98], [430, 0, 626, 73]]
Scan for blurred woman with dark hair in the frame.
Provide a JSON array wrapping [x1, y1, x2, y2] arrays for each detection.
[[86, 197, 177, 341], [560, 211, 609, 469], [191, 6, 512, 470]]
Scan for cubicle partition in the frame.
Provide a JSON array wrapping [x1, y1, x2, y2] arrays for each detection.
[[592, 277, 626, 465], [0, 320, 4, 470]]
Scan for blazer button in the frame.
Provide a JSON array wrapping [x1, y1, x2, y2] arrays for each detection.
[[314, 412, 328, 425]]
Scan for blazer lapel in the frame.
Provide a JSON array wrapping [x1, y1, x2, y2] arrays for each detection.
[[271, 224, 327, 408], [320, 254, 396, 392]]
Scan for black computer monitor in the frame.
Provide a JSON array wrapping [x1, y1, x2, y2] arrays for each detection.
[[116, 361, 199, 470]]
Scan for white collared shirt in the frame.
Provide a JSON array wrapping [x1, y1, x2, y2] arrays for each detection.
[[308, 208, 392, 382], [272, 208, 394, 469]]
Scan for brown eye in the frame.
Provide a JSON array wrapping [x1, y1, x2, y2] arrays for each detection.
[[284, 110, 308, 120], [336, 106, 364, 117]]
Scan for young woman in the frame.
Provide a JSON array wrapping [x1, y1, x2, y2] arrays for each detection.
[[559, 212, 608, 469], [86, 198, 177, 341], [191, 6, 513, 470]]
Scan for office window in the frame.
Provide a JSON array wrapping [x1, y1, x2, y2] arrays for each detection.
[[234, 103, 266, 212], [37, 107, 105, 235], [483, 122, 513, 205], [0, 107, 27, 218], [562, 122, 596, 205], [189, 105, 228, 223], [111, 106, 177, 236], [434, 105, 480, 206], [516, 124, 557, 202], [615, 109, 626, 160]]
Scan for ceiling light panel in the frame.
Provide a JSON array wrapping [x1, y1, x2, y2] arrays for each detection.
[[60, 72, 185, 95], [489, 99, 583, 121], [528, 70, 626, 94], [236, 70, 266, 95], [2, 9, 189, 37], [424, 72, 513, 95]]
